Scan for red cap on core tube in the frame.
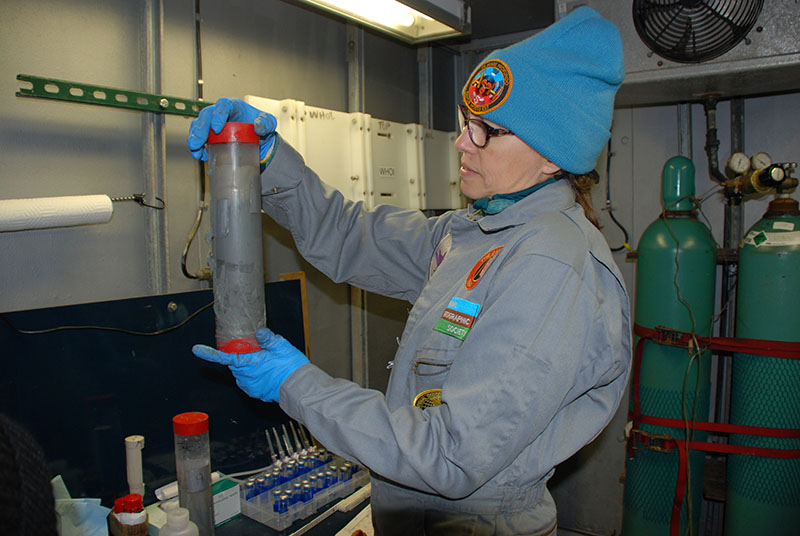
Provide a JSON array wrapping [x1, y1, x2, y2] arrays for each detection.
[[207, 122, 259, 144], [172, 412, 209, 436]]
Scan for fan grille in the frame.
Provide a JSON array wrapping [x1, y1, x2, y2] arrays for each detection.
[[633, 0, 764, 63]]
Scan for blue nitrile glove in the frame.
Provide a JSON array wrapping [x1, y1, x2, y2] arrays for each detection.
[[187, 97, 278, 169], [192, 328, 309, 403]]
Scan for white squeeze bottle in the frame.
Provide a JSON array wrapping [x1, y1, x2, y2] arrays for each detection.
[[160, 507, 199, 536]]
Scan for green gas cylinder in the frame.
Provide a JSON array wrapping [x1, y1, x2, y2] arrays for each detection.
[[725, 195, 800, 535], [623, 156, 717, 535]]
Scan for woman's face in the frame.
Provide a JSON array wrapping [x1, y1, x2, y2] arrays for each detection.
[[454, 111, 560, 200]]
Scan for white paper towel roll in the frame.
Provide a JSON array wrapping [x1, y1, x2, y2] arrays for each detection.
[[0, 194, 114, 232]]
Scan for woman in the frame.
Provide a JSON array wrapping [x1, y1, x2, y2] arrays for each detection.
[[189, 7, 630, 535]]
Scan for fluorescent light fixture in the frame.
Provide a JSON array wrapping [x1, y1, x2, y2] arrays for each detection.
[[297, 0, 470, 44]]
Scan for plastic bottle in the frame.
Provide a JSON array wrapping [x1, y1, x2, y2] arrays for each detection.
[[160, 507, 200, 536], [107, 493, 148, 536], [119, 493, 147, 526], [173, 412, 215, 536], [206, 122, 266, 354]]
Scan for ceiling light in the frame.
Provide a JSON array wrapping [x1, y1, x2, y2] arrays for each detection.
[[297, 0, 470, 44]]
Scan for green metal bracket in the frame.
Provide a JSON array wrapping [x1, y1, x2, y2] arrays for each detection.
[[16, 74, 210, 117]]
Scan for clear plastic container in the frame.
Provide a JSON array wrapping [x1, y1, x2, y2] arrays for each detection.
[[238, 454, 369, 531], [207, 122, 266, 354], [173, 412, 215, 536]]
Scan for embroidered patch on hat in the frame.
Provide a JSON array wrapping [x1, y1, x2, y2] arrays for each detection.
[[433, 296, 481, 341], [465, 246, 503, 290], [463, 59, 513, 114]]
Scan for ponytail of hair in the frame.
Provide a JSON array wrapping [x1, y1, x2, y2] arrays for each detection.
[[563, 170, 600, 229]]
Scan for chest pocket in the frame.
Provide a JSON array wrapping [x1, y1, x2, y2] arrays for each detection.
[[412, 348, 456, 402]]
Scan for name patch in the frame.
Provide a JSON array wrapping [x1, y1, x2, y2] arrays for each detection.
[[433, 297, 481, 341]]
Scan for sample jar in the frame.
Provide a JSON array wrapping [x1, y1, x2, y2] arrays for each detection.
[[173, 412, 215, 536], [207, 122, 266, 353]]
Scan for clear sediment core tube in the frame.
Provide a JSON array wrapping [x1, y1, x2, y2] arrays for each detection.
[[173, 412, 215, 536], [207, 122, 266, 353]]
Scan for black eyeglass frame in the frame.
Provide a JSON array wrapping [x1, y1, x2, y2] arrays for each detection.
[[458, 104, 513, 148]]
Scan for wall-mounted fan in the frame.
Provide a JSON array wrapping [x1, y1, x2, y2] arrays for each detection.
[[632, 0, 764, 64]]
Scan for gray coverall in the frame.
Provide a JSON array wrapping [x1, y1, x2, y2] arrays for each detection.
[[261, 139, 632, 535]]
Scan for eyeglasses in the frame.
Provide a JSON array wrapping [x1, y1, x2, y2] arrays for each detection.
[[458, 104, 513, 148]]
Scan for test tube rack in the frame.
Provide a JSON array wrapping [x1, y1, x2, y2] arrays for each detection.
[[238, 455, 369, 531]]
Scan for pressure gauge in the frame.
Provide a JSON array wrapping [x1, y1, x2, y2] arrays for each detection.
[[726, 152, 750, 177], [751, 152, 772, 170]]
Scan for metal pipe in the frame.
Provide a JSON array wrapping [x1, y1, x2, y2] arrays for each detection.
[[702, 96, 728, 184], [346, 22, 368, 388], [346, 23, 364, 114], [418, 46, 433, 129], [142, 0, 169, 294], [677, 103, 692, 159], [717, 98, 745, 419]]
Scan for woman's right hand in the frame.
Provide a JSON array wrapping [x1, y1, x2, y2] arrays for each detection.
[[187, 97, 277, 164]]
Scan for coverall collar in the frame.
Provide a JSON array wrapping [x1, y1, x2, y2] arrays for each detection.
[[469, 178, 576, 232]]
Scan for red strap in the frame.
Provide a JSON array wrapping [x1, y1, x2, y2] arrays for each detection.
[[671, 441, 688, 536], [629, 432, 800, 536], [629, 324, 800, 535], [639, 414, 800, 439], [634, 324, 800, 360]]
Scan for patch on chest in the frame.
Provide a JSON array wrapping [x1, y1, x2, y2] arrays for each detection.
[[413, 388, 442, 409], [465, 246, 503, 290], [433, 296, 480, 341]]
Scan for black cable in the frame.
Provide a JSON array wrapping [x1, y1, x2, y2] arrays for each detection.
[[604, 139, 631, 252], [182, 0, 207, 280], [0, 301, 213, 337]]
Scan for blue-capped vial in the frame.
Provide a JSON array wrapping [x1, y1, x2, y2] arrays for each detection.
[[255, 476, 267, 493], [308, 475, 318, 494], [272, 489, 282, 512], [302, 484, 313, 502], [342, 462, 353, 481], [324, 470, 335, 488], [272, 467, 282, 485], [245, 481, 257, 501], [277, 494, 289, 514]]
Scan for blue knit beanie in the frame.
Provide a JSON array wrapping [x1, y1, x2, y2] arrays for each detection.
[[462, 6, 624, 174]]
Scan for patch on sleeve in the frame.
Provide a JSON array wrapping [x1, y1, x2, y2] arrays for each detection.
[[429, 233, 452, 279]]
